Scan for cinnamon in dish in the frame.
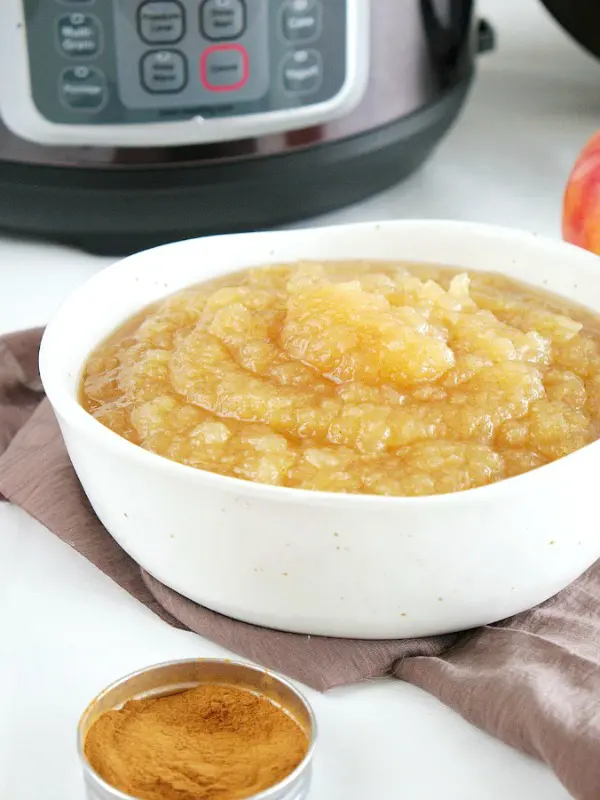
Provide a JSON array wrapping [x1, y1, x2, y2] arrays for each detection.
[[84, 683, 309, 800]]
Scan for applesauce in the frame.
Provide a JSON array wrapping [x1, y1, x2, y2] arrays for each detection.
[[80, 261, 600, 497]]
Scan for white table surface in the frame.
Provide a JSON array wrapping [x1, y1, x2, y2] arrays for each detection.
[[2, 2, 599, 798]]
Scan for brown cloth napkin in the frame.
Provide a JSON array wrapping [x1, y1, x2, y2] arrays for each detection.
[[1, 329, 599, 799]]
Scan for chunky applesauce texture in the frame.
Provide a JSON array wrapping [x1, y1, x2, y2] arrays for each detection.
[[80, 261, 600, 497]]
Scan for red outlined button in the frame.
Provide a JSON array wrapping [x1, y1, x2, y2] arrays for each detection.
[[200, 43, 249, 91]]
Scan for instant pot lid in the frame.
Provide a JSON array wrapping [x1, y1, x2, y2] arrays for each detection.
[[540, 0, 600, 60]]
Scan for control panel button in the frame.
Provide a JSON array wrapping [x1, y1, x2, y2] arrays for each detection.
[[56, 13, 102, 57], [200, 44, 249, 91], [200, 0, 246, 41], [59, 66, 108, 110], [281, 0, 322, 44], [138, 1, 185, 45], [281, 49, 322, 94], [141, 50, 188, 93]]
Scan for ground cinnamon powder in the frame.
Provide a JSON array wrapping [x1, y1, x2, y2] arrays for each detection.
[[84, 684, 309, 800]]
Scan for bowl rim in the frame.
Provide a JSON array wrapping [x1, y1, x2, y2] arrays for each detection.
[[76, 657, 318, 800], [40, 218, 600, 508]]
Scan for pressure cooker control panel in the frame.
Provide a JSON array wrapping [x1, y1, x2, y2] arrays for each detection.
[[0, 0, 369, 147]]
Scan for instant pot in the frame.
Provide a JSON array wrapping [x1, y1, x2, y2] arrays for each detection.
[[0, 1, 493, 255]]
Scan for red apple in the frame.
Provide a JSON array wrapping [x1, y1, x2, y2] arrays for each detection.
[[563, 132, 600, 254]]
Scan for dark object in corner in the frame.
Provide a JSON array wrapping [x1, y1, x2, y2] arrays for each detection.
[[541, 0, 600, 60]]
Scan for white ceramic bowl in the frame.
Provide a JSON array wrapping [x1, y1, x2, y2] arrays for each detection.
[[40, 220, 600, 639]]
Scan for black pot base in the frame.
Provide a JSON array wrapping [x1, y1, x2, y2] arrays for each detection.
[[0, 79, 471, 257]]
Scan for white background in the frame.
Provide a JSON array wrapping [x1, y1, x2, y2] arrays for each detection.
[[1, 1, 599, 798]]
